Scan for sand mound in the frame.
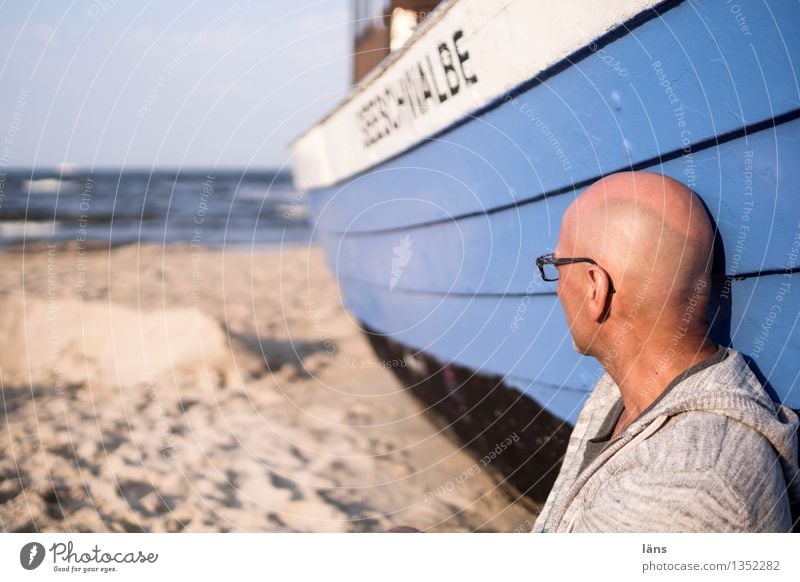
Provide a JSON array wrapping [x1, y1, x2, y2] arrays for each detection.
[[0, 294, 234, 389]]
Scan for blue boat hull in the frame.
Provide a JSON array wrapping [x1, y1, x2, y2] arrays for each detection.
[[297, 0, 800, 500]]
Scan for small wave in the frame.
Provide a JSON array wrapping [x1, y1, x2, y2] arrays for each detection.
[[24, 178, 77, 194], [0, 220, 56, 239]]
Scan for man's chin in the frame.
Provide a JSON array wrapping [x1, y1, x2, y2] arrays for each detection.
[[571, 338, 588, 356]]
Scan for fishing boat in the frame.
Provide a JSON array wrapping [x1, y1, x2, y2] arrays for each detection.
[[291, 0, 800, 503]]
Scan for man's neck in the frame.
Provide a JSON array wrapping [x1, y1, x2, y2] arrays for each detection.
[[603, 335, 719, 423]]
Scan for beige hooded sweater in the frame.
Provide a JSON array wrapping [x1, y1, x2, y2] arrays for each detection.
[[532, 346, 800, 532]]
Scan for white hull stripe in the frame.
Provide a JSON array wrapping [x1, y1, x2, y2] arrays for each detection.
[[291, 0, 665, 191]]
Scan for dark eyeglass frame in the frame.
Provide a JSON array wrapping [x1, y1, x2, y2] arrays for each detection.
[[536, 253, 616, 292]]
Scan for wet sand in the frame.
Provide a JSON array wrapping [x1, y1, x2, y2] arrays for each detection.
[[0, 241, 535, 532]]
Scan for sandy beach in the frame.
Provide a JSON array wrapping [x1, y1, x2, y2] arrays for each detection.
[[0, 241, 534, 532]]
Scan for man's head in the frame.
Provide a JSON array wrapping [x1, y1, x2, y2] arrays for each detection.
[[553, 171, 714, 359]]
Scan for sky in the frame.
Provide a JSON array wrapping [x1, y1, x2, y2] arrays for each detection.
[[0, 0, 352, 170]]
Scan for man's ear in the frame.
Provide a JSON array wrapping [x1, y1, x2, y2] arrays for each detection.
[[587, 266, 613, 323]]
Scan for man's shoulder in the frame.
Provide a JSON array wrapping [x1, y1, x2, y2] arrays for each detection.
[[594, 412, 792, 532], [635, 410, 780, 475]]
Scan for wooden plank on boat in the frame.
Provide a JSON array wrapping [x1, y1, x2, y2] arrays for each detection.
[[319, 119, 800, 295]]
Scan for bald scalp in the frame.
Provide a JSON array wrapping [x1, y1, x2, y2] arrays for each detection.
[[560, 172, 714, 322]]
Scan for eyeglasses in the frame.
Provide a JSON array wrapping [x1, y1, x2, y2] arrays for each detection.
[[536, 252, 616, 292]]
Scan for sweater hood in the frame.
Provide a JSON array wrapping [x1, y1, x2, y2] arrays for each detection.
[[617, 347, 800, 513]]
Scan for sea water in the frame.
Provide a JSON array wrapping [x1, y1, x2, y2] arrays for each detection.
[[0, 167, 310, 248]]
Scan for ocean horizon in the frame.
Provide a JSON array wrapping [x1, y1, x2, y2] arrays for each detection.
[[0, 167, 310, 248]]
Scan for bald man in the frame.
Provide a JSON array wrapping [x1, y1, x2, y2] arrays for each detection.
[[532, 171, 800, 532]]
